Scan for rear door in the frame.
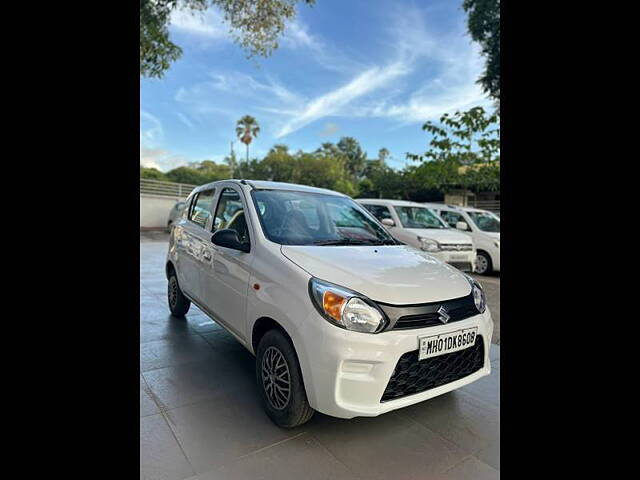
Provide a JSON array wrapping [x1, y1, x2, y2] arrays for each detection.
[[177, 188, 216, 302]]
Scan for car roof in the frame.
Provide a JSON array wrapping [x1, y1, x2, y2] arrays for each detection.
[[357, 198, 436, 208], [423, 203, 495, 214], [191, 179, 346, 197]]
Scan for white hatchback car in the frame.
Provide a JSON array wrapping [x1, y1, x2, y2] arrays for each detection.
[[425, 204, 500, 275], [167, 181, 493, 427], [357, 199, 476, 272]]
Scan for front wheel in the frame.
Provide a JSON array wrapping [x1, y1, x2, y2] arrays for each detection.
[[255, 329, 315, 428], [475, 251, 492, 275], [167, 271, 191, 316]]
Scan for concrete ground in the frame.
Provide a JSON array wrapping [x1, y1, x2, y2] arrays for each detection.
[[141, 235, 500, 480]]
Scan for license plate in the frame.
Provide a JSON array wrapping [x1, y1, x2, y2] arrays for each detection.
[[450, 254, 468, 260], [418, 327, 478, 361]]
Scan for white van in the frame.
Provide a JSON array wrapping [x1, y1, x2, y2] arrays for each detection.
[[424, 204, 500, 275], [357, 199, 476, 272]]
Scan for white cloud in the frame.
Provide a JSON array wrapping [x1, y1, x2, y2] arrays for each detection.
[[140, 111, 164, 146], [177, 112, 195, 129], [169, 5, 489, 144], [281, 19, 362, 74], [175, 72, 304, 129], [275, 61, 411, 138], [140, 147, 191, 171], [319, 122, 339, 137], [170, 8, 227, 40], [282, 20, 321, 50]]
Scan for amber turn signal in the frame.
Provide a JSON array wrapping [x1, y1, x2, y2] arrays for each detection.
[[323, 291, 346, 322]]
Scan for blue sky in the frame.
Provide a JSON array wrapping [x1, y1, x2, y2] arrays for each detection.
[[140, 0, 490, 172]]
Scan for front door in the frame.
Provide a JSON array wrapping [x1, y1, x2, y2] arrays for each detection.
[[200, 186, 254, 341]]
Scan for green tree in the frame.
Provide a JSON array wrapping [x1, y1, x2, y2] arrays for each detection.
[[235, 115, 261, 176], [377, 147, 390, 165], [406, 106, 500, 193], [165, 160, 231, 184], [257, 144, 298, 181], [140, 166, 169, 181], [408, 107, 499, 165], [337, 137, 367, 179], [140, 0, 316, 78], [463, 0, 500, 102]]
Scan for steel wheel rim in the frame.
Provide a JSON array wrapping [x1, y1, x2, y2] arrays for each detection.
[[168, 277, 178, 308], [261, 346, 291, 410], [476, 255, 488, 274]]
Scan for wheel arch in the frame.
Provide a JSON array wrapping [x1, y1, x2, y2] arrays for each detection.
[[165, 260, 176, 280], [250, 315, 318, 411], [251, 316, 293, 355]]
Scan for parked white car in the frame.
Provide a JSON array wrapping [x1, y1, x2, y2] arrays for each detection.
[[167, 181, 493, 427], [424, 204, 500, 275], [357, 199, 476, 272]]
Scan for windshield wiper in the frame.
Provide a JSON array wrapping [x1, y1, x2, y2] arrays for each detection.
[[313, 238, 397, 246]]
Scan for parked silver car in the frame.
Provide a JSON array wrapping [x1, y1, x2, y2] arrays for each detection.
[[166, 201, 187, 231]]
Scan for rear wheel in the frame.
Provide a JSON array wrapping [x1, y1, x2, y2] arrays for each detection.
[[167, 271, 190, 316], [475, 251, 492, 275], [256, 329, 314, 428]]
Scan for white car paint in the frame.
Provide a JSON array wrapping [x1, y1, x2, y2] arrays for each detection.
[[357, 199, 476, 272], [167, 181, 492, 420], [424, 203, 500, 273]]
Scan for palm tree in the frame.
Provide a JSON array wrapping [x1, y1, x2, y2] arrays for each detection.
[[235, 115, 260, 177]]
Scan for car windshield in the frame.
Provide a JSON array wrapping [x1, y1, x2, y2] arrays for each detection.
[[251, 190, 397, 246], [467, 211, 500, 232], [394, 206, 448, 229]]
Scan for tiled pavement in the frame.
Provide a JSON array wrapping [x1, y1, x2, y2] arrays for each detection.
[[141, 240, 500, 480]]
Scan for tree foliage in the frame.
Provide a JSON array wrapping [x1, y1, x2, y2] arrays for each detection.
[[140, 0, 315, 78], [462, 0, 500, 102], [336, 136, 367, 179], [140, 108, 500, 199], [406, 106, 500, 192]]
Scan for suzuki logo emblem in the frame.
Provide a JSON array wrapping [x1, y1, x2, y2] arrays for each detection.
[[437, 306, 450, 324]]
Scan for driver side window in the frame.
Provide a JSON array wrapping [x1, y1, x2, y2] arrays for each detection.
[[441, 210, 464, 228], [213, 188, 250, 244]]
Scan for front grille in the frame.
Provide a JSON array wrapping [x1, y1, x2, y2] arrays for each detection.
[[440, 244, 473, 251], [381, 294, 479, 331], [381, 336, 485, 402]]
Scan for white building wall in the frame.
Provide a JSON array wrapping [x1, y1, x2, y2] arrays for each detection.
[[140, 194, 183, 229]]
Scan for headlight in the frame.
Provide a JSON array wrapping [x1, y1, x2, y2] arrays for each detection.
[[464, 275, 487, 313], [308, 278, 387, 333], [418, 237, 441, 252]]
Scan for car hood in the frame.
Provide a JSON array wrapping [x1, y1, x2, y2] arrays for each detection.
[[280, 245, 471, 305], [407, 228, 473, 243], [482, 232, 500, 240]]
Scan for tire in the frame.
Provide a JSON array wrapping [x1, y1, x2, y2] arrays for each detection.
[[255, 329, 315, 428], [475, 251, 493, 275], [167, 271, 191, 316]]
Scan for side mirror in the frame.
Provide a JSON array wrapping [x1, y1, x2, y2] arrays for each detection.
[[456, 221, 469, 231], [381, 218, 395, 227], [211, 229, 250, 253]]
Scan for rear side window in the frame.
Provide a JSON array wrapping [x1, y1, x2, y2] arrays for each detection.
[[189, 189, 215, 228], [362, 204, 393, 222]]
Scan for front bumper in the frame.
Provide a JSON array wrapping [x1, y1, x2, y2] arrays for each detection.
[[300, 308, 493, 419], [430, 250, 477, 272]]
